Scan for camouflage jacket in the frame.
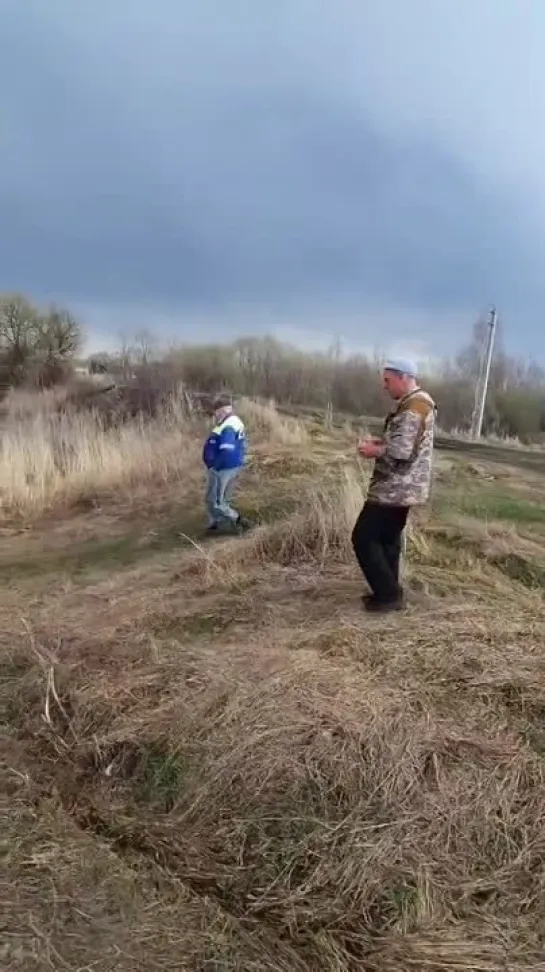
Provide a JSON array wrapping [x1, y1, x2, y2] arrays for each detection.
[[367, 387, 436, 507]]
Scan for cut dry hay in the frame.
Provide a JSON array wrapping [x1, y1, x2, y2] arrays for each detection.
[[6, 597, 545, 971], [251, 464, 367, 565]]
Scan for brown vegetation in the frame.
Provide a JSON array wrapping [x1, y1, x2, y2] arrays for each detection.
[[0, 293, 80, 391], [3, 292, 545, 442], [2, 396, 545, 970]]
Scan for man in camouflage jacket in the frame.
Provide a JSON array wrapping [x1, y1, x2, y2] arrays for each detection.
[[352, 358, 436, 613]]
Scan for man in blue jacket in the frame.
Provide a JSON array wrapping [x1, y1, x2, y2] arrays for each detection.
[[202, 396, 250, 533]]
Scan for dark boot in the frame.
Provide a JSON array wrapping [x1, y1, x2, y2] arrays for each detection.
[[364, 592, 406, 614]]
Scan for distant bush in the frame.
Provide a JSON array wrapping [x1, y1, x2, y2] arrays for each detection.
[[152, 335, 545, 443], [5, 293, 543, 444]]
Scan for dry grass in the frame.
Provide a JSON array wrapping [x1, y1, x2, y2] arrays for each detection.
[[1, 384, 71, 417], [0, 392, 309, 518], [0, 399, 202, 516], [2, 399, 545, 971], [239, 396, 310, 446], [1, 376, 114, 419], [251, 464, 367, 566], [444, 425, 545, 452]]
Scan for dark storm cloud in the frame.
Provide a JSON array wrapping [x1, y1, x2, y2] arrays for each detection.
[[1, 0, 544, 350]]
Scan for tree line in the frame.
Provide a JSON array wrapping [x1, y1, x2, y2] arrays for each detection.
[[2, 293, 545, 442], [0, 293, 80, 391]]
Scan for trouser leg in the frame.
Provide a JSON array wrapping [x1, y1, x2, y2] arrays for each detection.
[[383, 508, 409, 590], [213, 468, 240, 524], [351, 502, 408, 603], [205, 470, 220, 526]]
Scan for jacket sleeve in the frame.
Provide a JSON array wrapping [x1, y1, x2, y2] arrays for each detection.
[[384, 400, 431, 463], [202, 435, 215, 467], [214, 426, 237, 469]]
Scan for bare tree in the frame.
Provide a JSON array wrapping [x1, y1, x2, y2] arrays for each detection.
[[0, 294, 83, 386], [132, 328, 158, 367]]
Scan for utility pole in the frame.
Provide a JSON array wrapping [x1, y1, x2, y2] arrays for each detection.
[[470, 306, 497, 440]]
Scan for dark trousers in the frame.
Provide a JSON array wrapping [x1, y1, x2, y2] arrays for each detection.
[[351, 501, 409, 603]]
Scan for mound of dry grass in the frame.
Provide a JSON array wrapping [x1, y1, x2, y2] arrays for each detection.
[[6, 578, 545, 970], [251, 464, 367, 566]]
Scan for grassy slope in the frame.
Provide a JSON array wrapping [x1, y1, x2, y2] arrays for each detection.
[[2, 414, 545, 971]]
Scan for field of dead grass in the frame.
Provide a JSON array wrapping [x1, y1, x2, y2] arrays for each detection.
[[2, 394, 545, 971], [0, 398, 203, 517]]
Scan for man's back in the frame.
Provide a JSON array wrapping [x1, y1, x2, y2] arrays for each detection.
[[203, 411, 246, 471]]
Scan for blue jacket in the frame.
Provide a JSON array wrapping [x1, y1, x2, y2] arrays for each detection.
[[202, 413, 246, 471]]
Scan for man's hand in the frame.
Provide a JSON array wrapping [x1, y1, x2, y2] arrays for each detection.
[[357, 437, 384, 459]]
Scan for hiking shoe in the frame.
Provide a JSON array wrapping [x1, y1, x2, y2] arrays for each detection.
[[205, 523, 219, 534], [364, 596, 405, 614]]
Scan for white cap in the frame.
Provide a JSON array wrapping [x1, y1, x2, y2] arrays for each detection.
[[384, 357, 418, 378]]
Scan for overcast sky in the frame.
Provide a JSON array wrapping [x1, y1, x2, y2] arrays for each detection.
[[2, 0, 545, 360]]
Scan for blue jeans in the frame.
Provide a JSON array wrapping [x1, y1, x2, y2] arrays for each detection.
[[205, 468, 240, 526]]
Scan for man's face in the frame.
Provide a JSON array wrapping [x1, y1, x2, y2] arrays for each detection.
[[382, 369, 408, 400], [214, 405, 230, 424]]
